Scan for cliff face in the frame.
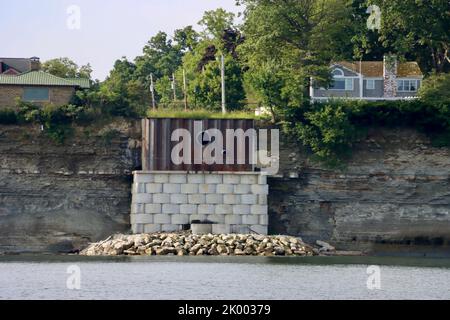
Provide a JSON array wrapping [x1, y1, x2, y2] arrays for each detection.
[[270, 127, 450, 250], [1, 122, 449, 253], [0, 120, 141, 253]]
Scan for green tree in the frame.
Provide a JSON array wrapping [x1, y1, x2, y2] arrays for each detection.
[[42, 57, 92, 79], [198, 8, 236, 40], [373, 0, 450, 74], [238, 0, 352, 114]]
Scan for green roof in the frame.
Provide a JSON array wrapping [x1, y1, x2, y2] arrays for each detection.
[[0, 71, 90, 88]]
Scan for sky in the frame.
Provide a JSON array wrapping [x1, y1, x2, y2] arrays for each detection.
[[1, 0, 242, 80]]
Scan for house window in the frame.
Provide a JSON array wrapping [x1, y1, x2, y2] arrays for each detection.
[[330, 68, 353, 91], [331, 78, 353, 91], [23, 87, 49, 101], [366, 80, 375, 90], [397, 80, 418, 92]]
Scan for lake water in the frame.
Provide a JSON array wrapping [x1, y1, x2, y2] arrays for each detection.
[[0, 255, 449, 300]]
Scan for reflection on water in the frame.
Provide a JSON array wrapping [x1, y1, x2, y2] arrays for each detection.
[[0, 255, 449, 300]]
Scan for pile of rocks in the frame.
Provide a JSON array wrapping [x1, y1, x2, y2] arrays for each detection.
[[79, 232, 316, 257]]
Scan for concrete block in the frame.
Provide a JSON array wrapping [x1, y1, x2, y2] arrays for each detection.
[[206, 194, 223, 204], [162, 224, 181, 232], [163, 183, 181, 194], [143, 224, 161, 234], [189, 194, 206, 204], [133, 193, 152, 204], [231, 225, 250, 234], [216, 184, 234, 194], [131, 214, 154, 224], [251, 205, 268, 215], [198, 184, 216, 194], [250, 225, 268, 235], [258, 195, 268, 205], [131, 203, 145, 214], [215, 204, 233, 215], [190, 214, 208, 222], [154, 214, 171, 224], [225, 214, 242, 225], [242, 215, 259, 225], [154, 173, 169, 183], [240, 175, 258, 184], [170, 194, 188, 204], [241, 194, 258, 205], [198, 204, 215, 215], [180, 204, 197, 215], [171, 214, 190, 225], [187, 174, 204, 184], [258, 174, 267, 185], [233, 205, 251, 215], [134, 174, 154, 183], [169, 174, 187, 184], [234, 185, 251, 194], [192, 223, 212, 235], [205, 175, 222, 184], [132, 223, 145, 234], [153, 193, 170, 204], [251, 184, 269, 195], [259, 215, 269, 226], [223, 174, 240, 184], [162, 204, 180, 214], [133, 183, 146, 194], [181, 184, 199, 194], [224, 194, 241, 205], [145, 183, 163, 193], [212, 224, 231, 234], [145, 204, 162, 214], [207, 214, 225, 224]]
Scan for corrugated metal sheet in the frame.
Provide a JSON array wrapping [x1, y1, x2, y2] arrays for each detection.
[[142, 118, 255, 172]]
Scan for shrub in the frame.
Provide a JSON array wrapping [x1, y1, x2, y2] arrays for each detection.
[[419, 73, 450, 106]]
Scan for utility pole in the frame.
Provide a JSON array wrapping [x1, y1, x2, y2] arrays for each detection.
[[183, 69, 188, 111], [150, 73, 156, 111], [172, 73, 177, 102], [220, 54, 226, 114]]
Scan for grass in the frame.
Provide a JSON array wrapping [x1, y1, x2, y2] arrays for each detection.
[[146, 108, 262, 120]]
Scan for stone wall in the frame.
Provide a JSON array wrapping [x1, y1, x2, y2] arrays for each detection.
[[0, 120, 141, 253], [131, 171, 269, 235], [269, 127, 450, 250]]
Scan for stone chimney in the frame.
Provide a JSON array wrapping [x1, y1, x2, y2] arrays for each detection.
[[383, 55, 398, 98], [30, 56, 41, 71]]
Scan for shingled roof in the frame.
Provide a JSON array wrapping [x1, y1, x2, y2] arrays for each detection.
[[334, 61, 423, 78], [0, 71, 90, 88]]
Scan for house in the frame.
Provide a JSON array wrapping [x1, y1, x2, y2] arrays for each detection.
[[0, 57, 90, 108], [310, 55, 423, 102]]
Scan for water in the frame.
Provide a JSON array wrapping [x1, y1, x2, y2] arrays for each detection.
[[0, 255, 449, 300]]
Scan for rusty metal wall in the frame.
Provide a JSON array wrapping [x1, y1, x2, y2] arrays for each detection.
[[142, 118, 255, 172]]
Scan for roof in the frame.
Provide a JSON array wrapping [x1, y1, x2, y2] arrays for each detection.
[[0, 58, 31, 73], [333, 61, 423, 78], [0, 71, 90, 88], [65, 77, 91, 89]]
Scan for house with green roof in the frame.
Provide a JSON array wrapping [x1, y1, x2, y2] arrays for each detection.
[[0, 57, 90, 108]]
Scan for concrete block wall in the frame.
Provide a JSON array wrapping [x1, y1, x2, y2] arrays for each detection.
[[131, 171, 269, 234]]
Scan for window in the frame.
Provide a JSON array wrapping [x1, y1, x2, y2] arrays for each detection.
[[332, 68, 344, 77], [23, 87, 49, 101], [397, 80, 418, 92], [331, 78, 353, 90], [366, 80, 375, 90]]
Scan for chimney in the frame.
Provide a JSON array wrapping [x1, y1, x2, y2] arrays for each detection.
[[30, 56, 41, 71], [383, 55, 398, 98]]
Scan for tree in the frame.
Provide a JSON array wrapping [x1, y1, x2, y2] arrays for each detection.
[[237, 0, 352, 113], [373, 0, 450, 74], [42, 57, 92, 79], [198, 8, 236, 40]]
